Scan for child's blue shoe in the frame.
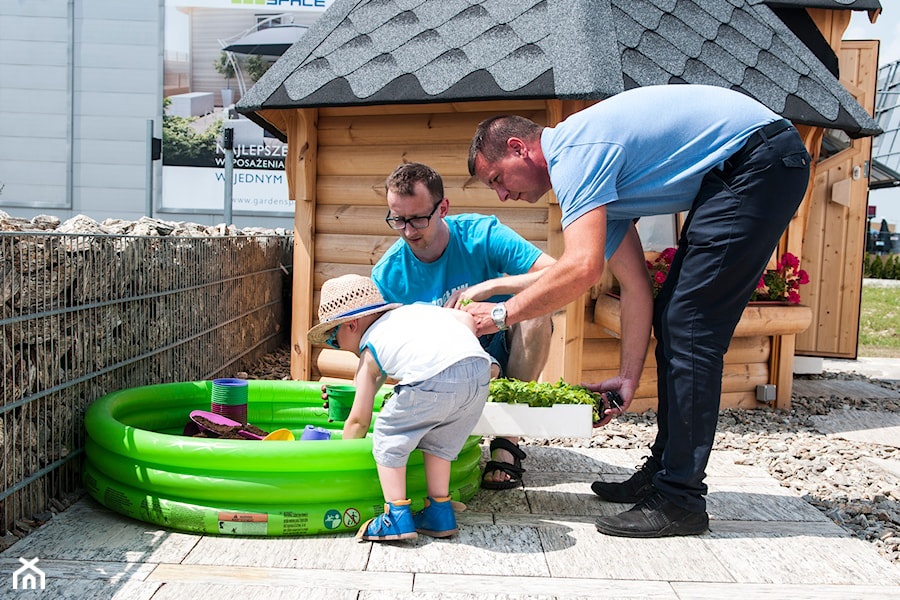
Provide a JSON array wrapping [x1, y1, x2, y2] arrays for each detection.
[[357, 500, 417, 542], [413, 496, 458, 538]]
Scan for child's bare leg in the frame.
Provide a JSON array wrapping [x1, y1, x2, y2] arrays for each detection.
[[415, 452, 457, 537], [376, 464, 407, 502], [422, 452, 451, 498]]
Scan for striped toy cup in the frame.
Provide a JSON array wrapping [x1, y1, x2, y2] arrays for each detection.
[[211, 378, 249, 425]]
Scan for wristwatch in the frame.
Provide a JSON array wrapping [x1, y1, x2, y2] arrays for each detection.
[[490, 302, 509, 331]]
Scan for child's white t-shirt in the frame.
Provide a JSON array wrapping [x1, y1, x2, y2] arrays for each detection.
[[359, 304, 490, 385]]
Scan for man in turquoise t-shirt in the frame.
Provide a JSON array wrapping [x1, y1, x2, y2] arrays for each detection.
[[465, 85, 811, 537], [371, 162, 556, 490]]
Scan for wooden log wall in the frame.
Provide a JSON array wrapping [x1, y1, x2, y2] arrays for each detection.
[[281, 93, 823, 410], [305, 101, 551, 380]]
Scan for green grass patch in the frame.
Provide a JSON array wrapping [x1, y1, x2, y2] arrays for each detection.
[[859, 285, 900, 357]]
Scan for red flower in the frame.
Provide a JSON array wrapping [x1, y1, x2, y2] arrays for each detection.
[[752, 252, 808, 304]]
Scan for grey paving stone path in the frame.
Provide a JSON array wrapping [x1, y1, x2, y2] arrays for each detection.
[[2, 446, 899, 599]]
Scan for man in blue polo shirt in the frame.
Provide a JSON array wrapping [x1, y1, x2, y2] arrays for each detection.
[[465, 84, 811, 537], [372, 162, 556, 490]]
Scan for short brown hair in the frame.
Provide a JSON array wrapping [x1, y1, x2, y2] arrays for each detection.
[[385, 162, 443, 202], [468, 115, 543, 175]]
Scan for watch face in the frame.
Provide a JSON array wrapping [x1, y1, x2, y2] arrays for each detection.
[[491, 304, 506, 328]]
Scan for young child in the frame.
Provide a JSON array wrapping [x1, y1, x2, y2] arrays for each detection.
[[307, 274, 491, 542]]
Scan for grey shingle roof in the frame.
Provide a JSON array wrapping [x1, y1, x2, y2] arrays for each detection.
[[237, 0, 881, 138]]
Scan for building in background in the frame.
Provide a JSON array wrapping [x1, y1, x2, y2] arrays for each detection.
[[0, 0, 329, 230], [869, 58, 900, 252]]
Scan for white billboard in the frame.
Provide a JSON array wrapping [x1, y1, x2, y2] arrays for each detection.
[[162, 0, 330, 215]]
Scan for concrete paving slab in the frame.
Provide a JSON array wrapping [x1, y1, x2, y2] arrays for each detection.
[[367, 523, 549, 577], [545, 524, 734, 583], [180, 533, 371, 570], [703, 530, 900, 585], [792, 377, 900, 400], [823, 357, 900, 382], [0, 501, 198, 564], [705, 486, 830, 522], [1, 447, 899, 598], [809, 408, 900, 448], [670, 581, 900, 600]]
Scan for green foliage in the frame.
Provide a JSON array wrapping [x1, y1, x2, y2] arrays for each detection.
[[162, 113, 223, 161], [244, 55, 272, 82], [864, 253, 900, 280], [488, 378, 603, 423], [213, 52, 236, 87], [859, 285, 900, 355], [867, 253, 884, 279], [888, 255, 900, 279]]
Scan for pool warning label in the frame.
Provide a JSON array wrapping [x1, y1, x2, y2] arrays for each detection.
[[218, 512, 268, 536], [343, 508, 361, 528]]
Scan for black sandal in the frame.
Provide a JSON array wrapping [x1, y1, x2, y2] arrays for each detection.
[[481, 438, 526, 490]]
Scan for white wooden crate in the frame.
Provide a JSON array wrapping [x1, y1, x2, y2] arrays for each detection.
[[471, 403, 593, 439]]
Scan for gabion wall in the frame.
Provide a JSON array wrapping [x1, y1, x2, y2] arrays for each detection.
[[0, 228, 292, 536]]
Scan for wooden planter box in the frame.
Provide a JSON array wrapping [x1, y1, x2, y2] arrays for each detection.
[[592, 294, 812, 410]]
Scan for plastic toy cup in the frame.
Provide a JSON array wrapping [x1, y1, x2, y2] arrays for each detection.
[[300, 425, 332, 441], [325, 384, 355, 422], [211, 378, 249, 424], [263, 428, 295, 441]]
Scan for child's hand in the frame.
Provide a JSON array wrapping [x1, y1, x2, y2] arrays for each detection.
[[321, 384, 329, 410]]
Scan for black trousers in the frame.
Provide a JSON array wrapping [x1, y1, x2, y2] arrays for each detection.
[[649, 123, 811, 512]]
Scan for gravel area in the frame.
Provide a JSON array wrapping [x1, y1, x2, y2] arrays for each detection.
[[243, 345, 900, 565]]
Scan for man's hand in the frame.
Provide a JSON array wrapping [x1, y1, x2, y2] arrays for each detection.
[[461, 301, 500, 336], [581, 376, 636, 426]]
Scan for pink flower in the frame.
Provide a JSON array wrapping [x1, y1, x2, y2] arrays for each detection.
[[780, 252, 800, 270], [659, 247, 676, 263]]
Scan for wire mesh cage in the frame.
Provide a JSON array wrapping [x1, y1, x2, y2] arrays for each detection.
[[0, 231, 293, 536]]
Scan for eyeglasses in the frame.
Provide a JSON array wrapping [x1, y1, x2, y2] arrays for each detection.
[[325, 324, 342, 350], [385, 199, 442, 230]]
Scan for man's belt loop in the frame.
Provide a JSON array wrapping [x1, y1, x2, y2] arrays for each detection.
[[742, 119, 793, 155]]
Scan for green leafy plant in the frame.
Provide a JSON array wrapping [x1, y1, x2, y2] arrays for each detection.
[[244, 54, 272, 82], [868, 253, 884, 279], [214, 51, 236, 89], [162, 110, 223, 164], [488, 378, 604, 423]]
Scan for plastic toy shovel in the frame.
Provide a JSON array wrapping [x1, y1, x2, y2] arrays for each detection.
[[188, 410, 242, 435], [185, 410, 266, 440]]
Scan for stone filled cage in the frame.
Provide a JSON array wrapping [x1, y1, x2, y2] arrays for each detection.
[[0, 231, 293, 537]]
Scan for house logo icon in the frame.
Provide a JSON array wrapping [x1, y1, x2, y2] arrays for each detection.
[[12, 557, 45, 590]]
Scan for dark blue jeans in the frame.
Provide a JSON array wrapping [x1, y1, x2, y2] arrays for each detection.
[[650, 125, 811, 512]]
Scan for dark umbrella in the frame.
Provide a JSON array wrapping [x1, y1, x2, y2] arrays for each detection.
[[223, 25, 308, 57]]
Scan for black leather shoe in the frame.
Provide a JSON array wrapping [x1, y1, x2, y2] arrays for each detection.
[[591, 455, 661, 503], [594, 491, 709, 538]]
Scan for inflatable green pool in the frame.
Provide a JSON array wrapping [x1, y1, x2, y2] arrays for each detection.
[[83, 380, 482, 536]]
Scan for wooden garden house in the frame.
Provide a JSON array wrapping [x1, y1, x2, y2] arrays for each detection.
[[237, 0, 883, 410]]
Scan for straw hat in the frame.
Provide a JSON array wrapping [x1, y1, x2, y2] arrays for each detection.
[[307, 274, 401, 345]]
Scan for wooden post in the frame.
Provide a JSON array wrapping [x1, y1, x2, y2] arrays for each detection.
[[285, 109, 318, 381], [539, 100, 586, 384]]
